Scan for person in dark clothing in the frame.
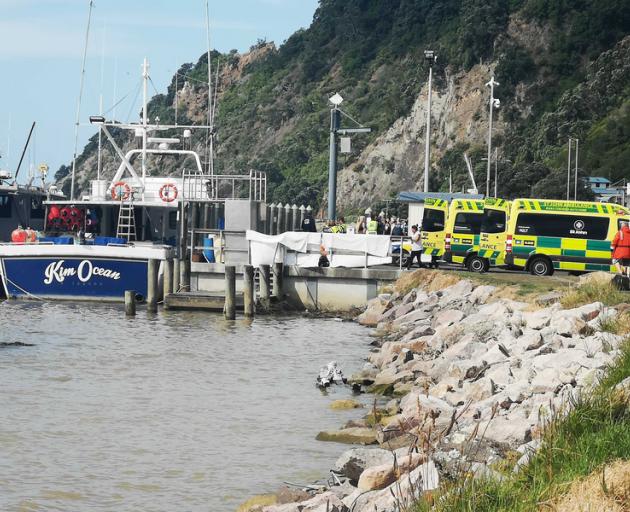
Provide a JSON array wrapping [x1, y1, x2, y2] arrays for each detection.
[[318, 244, 330, 267], [376, 215, 385, 235], [391, 219, 403, 236], [301, 213, 317, 232]]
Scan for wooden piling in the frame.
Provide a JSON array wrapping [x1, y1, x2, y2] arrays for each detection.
[[173, 258, 181, 293], [224, 266, 236, 320], [181, 254, 191, 292], [147, 259, 159, 312], [259, 264, 271, 308], [125, 290, 136, 316], [163, 259, 174, 302], [273, 262, 284, 298], [243, 265, 255, 317]]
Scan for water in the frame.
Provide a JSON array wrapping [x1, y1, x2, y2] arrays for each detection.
[[0, 301, 371, 511]]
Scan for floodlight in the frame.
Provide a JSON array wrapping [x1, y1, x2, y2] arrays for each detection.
[[424, 50, 437, 63], [89, 115, 106, 125], [329, 93, 344, 107]]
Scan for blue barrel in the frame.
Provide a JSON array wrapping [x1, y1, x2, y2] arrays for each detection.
[[203, 236, 215, 263]]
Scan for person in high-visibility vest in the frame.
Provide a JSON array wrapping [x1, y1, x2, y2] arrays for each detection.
[[367, 217, 378, 234]]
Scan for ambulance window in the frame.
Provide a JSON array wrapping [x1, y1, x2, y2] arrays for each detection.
[[0, 195, 11, 218], [516, 213, 609, 240], [421, 209, 445, 232], [453, 212, 483, 234], [481, 209, 506, 234]]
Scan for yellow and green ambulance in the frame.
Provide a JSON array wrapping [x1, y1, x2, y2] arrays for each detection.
[[420, 198, 449, 267], [477, 198, 512, 271], [504, 199, 630, 276], [441, 198, 485, 270]]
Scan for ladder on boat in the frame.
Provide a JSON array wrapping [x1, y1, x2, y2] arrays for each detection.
[[116, 201, 137, 241]]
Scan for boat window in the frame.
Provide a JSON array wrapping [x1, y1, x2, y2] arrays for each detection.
[[480, 209, 506, 234], [453, 212, 483, 234], [169, 211, 177, 230], [31, 197, 45, 219], [421, 208, 445, 232], [0, 195, 11, 218], [515, 213, 609, 240]]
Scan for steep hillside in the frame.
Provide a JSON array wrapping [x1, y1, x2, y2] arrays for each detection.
[[58, 0, 630, 213]]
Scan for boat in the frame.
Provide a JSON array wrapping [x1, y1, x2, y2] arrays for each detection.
[[0, 59, 218, 302]]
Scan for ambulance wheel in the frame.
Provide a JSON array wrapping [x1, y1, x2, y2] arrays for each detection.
[[529, 256, 554, 276], [467, 255, 489, 273]]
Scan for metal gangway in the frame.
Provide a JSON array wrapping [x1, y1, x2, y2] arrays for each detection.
[[182, 170, 267, 203]]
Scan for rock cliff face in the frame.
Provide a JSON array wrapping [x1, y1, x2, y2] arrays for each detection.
[[58, 0, 630, 212]]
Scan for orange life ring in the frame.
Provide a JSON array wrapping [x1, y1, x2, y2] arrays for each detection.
[[159, 183, 178, 203], [111, 181, 131, 201]]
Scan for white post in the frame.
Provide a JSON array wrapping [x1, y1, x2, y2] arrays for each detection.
[[486, 77, 498, 198], [423, 64, 433, 193], [567, 138, 572, 201], [494, 147, 498, 198], [574, 138, 579, 200], [141, 58, 149, 200]]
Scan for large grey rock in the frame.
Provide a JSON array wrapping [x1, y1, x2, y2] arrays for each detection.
[[522, 306, 558, 330], [530, 368, 560, 394], [400, 323, 435, 341], [333, 447, 395, 485], [393, 308, 432, 326], [357, 297, 390, 326], [432, 309, 465, 328], [394, 303, 415, 319], [470, 285, 496, 304]]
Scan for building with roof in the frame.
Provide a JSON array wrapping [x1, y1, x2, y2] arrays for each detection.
[[587, 177, 627, 204]]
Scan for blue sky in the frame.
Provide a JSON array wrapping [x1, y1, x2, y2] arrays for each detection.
[[0, 0, 319, 180]]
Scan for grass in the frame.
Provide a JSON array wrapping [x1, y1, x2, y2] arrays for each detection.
[[413, 339, 630, 512], [598, 311, 630, 336], [561, 281, 629, 309]]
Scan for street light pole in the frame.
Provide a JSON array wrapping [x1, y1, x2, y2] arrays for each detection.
[[574, 138, 579, 200], [567, 137, 573, 201], [486, 76, 499, 198], [327, 106, 340, 220], [494, 147, 498, 198], [423, 50, 437, 193]]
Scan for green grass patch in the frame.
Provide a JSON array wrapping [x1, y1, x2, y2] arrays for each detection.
[[414, 339, 630, 512], [561, 282, 628, 309]]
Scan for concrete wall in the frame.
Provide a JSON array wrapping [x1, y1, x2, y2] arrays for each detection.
[[190, 262, 401, 311]]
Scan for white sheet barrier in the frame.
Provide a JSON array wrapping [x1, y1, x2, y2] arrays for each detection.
[[245, 231, 392, 268]]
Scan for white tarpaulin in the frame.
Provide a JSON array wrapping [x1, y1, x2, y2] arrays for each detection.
[[246, 231, 392, 268]]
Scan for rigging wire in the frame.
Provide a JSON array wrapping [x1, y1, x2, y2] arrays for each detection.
[[70, 0, 94, 201], [125, 80, 143, 123]]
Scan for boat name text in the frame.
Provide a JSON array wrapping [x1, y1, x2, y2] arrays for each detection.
[[44, 260, 121, 284]]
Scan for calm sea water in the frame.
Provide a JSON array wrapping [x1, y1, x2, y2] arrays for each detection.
[[0, 301, 371, 511]]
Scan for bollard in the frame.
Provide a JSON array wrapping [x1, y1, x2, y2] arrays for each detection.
[[147, 259, 159, 313], [125, 290, 136, 316], [173, 258, 181, 293], [299, 205, 306, 230], [163, 259, 174, 302], [277, 203, 285, 234], [259, 264, 271, 308], [291, 204, 299, 231], [272, 262, 284, 298], [243, 265, 255, 317], [284, 203, 292, 233], [224, 265, 236, 320]]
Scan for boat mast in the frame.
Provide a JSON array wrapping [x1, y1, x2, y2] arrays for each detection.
[[141, 58, 149, 200], [70, 0, 94, 201], [205, 0, 214, 174]]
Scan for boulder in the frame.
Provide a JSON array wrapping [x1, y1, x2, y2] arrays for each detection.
[[522, 306, 557, 330], [432, 309, 465, 329], [348, 365, 378, 386], [520, 330, 543, 351], [333, 447, 395, 485], [400, 323, 435, 340], [316, 428, 377, 445], [470, 285, 496, 304], [550, 315, 589, 337], [530, 368, 560, 394], [536, 291, 562, 306], [393, 308, 432, 326], [330, 399, 363, 410], [357, 453, 425, 491], [578, 271, 615, 286], [357, 298, 389, 326], [394, 303, 415, 319]]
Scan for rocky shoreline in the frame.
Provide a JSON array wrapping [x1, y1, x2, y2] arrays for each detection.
[[241, 271, 626, 512]]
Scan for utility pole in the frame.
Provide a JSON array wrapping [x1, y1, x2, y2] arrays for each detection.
[[485, 76, 500, 198], [574, 138, 579, 200], [494, 147, 498, 198], [566, 138, 572, 200], [327, 93, 371, 220], [423, 50, 437, 193]]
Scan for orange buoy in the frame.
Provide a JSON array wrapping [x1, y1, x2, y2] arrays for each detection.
[[24, 228, 37, 243], [11, 227, 26, 243]]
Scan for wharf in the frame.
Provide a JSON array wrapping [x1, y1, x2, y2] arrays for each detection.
[[164, 291, 244, 312]]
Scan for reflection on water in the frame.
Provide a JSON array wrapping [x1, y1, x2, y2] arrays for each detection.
[[0, 301, 370, 511]]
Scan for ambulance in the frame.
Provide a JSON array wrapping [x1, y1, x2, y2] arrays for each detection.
[[420, 198, 449, 267], [504, 199, 630, 276], [442, 199, 485, 270], [477, 198, 512, 272]]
